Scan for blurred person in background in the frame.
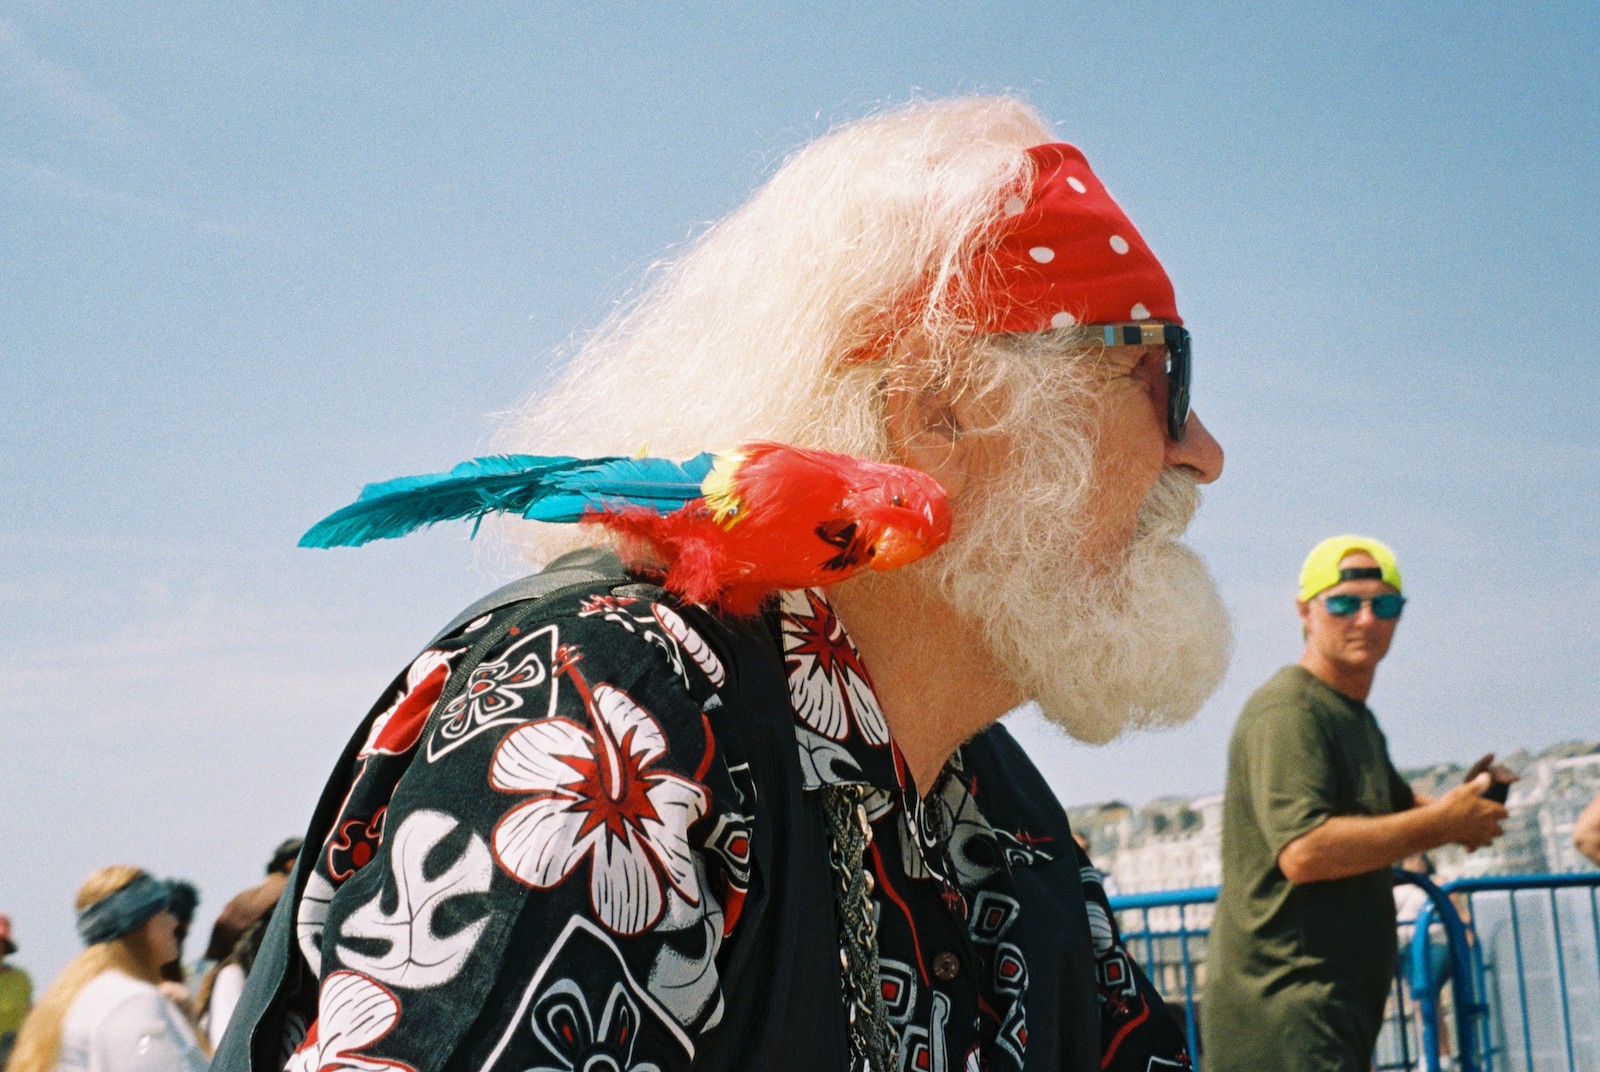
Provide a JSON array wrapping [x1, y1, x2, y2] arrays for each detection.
[[0, 912, 33, 1065], [156, 881, 200, 1020], [201, 838, 302, 969], [8, 866, 208, 1072], [196, 837, 302, 1042], [1394, 854, 1455, 1069]]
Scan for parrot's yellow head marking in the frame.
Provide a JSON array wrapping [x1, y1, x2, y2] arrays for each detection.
[[701, 450, 748, 529]]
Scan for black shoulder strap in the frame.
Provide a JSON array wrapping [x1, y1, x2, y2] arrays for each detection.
[[427, 546, 623, 646]]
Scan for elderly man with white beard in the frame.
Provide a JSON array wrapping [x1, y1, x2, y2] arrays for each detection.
[[217, 97, 1230, 1072]]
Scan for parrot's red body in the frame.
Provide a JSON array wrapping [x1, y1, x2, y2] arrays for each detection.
[[588, 442, 952, 615]]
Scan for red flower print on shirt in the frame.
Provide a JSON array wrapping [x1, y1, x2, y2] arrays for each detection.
[[780, 589, 889, 745], [327, 807, 387, 882], [362, 649, 457, 758], [489, 671, 709, 937]]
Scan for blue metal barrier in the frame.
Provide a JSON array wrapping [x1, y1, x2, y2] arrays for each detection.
[[1415, 873, 1600, 1072], [1394, 869, 1480, 1072], [1105, 886, 1218, 1063], [1108, 872, 1600, 1072]]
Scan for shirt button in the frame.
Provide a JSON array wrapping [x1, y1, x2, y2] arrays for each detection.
[[932, 952, 961, 981]]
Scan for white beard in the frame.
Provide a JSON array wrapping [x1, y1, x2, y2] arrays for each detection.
[[937, 466, 1233, 745]]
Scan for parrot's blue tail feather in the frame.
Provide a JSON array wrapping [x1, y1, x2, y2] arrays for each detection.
[[524, 454, 716, 521], [299, 452, 716, 548]]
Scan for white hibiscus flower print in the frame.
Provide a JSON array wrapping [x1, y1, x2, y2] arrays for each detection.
[[779, 589, 888, 745], [490, 682, 709, 936]]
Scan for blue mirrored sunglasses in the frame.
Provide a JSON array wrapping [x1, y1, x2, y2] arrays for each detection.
[[1322, 593, 1406, 619], [1088, 323, 1192, 441]]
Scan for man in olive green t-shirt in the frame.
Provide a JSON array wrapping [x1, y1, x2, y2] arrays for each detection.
[[1201, 535, 1509, 1072], [0, 913, 31, 1067]]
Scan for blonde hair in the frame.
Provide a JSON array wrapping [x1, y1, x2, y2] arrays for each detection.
[[495, 96, 1093, 563], [7, 867, 171, 1072]]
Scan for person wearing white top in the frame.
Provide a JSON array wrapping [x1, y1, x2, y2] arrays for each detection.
[[198, 961, 245, 1044], [8, 867, 209, 1072], [56, 969, 207, 1072]]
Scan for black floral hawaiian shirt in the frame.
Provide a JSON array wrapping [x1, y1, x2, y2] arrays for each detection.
[[224, 566, 1188, 1072]]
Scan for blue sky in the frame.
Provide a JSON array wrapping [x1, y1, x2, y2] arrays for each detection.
[[3, 2, 1596, 981]]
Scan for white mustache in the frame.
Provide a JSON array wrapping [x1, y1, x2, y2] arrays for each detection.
[[1134, 468, 1201, 542]]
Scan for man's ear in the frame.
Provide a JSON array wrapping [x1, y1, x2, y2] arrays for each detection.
[[882, 372, 979, 499]]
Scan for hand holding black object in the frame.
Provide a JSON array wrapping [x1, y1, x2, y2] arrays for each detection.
[[1464, 753, 1517, 804], [1436, 774, 1509, 851]]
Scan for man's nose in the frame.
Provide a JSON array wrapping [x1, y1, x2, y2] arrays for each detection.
[[1166, 411, 1223, 484]]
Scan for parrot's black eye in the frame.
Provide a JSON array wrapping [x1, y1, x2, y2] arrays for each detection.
[[890, 494, 905, 508]]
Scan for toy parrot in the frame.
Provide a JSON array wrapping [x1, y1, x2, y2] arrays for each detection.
[[300, 442, 952, 614]]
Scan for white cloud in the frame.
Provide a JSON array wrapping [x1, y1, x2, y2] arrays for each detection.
[[0, 151, 244, 236], [0, 16, 137, 139]]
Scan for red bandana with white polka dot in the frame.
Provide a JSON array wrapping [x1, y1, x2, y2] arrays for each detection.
[[958, 142, 1180, 330]]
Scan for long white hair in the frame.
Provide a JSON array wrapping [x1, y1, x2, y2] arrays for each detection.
[[496, 96, 1058, 561]]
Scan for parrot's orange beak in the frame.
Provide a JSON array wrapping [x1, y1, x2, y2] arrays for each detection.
[[859, 493, 952, 570]]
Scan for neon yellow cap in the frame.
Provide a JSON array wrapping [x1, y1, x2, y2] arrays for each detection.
[[1298, 534, 1403, 602]]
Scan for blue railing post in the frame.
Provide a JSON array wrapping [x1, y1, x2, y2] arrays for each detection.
[[1419, 873, 1600, 1072], [1176, 900, 1201, 1063], [1401, 869, 1483, 1072], [1109, 873, 1600, 1072]]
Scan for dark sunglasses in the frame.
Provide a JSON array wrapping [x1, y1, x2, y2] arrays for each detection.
[[1321, 593, 1406, 620], [1091, 322, 1192, 441]]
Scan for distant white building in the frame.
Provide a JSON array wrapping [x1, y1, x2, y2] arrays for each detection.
[[1536, 752, 1600, 874], [1101, 794, 1223, 894]]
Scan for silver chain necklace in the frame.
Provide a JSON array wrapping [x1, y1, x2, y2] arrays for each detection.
[[822, 783, 897, 1072]]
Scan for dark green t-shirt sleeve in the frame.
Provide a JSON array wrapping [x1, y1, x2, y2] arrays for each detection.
[[1244, 701, 1339, 857]]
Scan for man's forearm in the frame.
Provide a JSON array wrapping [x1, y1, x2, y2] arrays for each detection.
[[1277, 808, 1447, 885], [1278, 775, 1507, 884]]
